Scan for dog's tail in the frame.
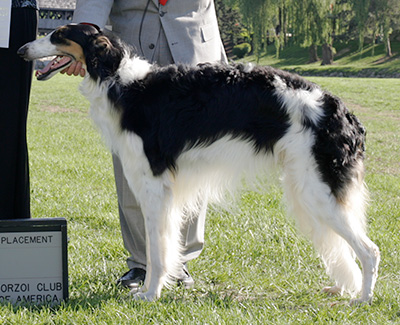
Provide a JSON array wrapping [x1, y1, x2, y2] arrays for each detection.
[[312, 94, 366, 202], [313, 95, 372, 296]]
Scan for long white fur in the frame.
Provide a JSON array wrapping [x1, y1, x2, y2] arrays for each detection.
[[20, 32, 380, 303], [80, 54, 379, 302], [80, 60, 380, 301], [117, 54, 153, 85]]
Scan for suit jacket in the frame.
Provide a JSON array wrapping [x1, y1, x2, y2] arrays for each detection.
[[73, 0, 227, 65]]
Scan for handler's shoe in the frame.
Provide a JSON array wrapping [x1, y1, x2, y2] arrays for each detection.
[[117, 266, 194, 290], [117, 267, 146, 289], [176, 265, 195, 289]]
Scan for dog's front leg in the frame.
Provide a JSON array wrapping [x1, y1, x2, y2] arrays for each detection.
[[129, 174, 177, 301]]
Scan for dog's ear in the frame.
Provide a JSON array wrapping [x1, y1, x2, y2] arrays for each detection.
[[95, 35, 113, 52], [86, 33, 122, 80]]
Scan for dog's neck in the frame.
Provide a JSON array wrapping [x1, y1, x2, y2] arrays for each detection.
[[85, 45, 153, 85], [116, 55, 153, 85]]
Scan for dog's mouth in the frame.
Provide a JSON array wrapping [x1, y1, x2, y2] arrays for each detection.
[[36, 55, 73, 80]]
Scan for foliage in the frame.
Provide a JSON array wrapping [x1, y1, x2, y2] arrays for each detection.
[[215, 0, 242, 46], [221, 0, 400, 62], [235, 0, 278, 61], [353, 0, 371, 51], [243, 39, 400, 78], [290, 0, 329, 47], [233, 43, 252, 58]]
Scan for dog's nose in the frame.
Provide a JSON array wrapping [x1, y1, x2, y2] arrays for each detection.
[[17, 45, 28, 57]]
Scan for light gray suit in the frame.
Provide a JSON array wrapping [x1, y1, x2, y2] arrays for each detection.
[[73, 0, 227, 271], [73, 0, 227, 65]]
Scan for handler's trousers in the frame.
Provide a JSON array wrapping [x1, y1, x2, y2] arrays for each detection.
[[113, 155, 207, 270], [0, 8, 37, 219]]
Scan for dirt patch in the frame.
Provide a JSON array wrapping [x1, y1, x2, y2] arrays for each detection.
[[41, 105, 85, 114], [347, 102, 369, 113], [335, 47, 351, 57], [347, 102, 400, 121], [373, 53, 399, 65]]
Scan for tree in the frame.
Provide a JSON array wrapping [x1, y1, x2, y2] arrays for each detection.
[[239, 0, 268, 60], [228, 0, 280, 61], [215, 0, 242, 57], [290, 0, 335, 64], [352, 0, 371, 52], [219, 0, 400, 61], [374, 0, 400, 57]]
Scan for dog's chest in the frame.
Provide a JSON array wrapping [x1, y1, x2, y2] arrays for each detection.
[[80, 79, 122, 150]]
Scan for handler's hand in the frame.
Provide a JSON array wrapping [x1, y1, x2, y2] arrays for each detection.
[[61, 61, 86, 77]]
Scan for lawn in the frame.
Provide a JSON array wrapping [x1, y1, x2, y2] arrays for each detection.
[[0, 74, 399, 324]]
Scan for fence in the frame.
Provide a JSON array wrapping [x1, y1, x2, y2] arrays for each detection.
[[38, 8, 74, 35]]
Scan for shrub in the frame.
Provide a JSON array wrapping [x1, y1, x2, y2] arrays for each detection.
[[232, 43, 251, 58]]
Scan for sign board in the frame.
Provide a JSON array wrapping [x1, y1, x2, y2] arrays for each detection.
[[0, 218, 68, 305]]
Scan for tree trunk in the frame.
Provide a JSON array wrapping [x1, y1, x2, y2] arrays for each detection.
[[282, 4, 288, 46], [371, 27, 377, 57], [385, 36, 392, 57], [321, 43, 334, 65], [383, 17, 393, 58], [308, 44, 319, 63]]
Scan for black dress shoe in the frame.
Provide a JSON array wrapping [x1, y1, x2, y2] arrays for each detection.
[[116, 267, 146, 289], [117, 266, 194, 289], [176, 265, 195, 289]]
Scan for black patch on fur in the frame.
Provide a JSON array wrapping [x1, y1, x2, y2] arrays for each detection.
[[312, 93, 366, 199], [84, 35, 124, 82], [68, 26, 366, 195], [50, 24, 98, 47], [108, 64, 293, 176]]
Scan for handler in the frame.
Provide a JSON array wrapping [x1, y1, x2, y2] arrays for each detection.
[[0, 0, 38, 220], [67, 0, 227, 290]]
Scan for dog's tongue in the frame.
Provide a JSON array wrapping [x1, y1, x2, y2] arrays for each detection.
[[36, 56, 72, 76]]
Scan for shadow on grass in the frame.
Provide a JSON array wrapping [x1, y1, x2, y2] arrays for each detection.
[[0, 283, 124, 313]]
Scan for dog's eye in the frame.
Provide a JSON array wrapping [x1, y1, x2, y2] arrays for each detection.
[[51, 30, 62, 40], [51, 29, 69, 45]]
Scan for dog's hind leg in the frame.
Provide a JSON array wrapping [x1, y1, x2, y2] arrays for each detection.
[[318, 183, 380, 304], [320, 213, 380, 303], [282, 161, 379, 303]]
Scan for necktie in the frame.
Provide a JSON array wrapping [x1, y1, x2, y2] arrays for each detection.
[[159, 0, 167, 5]]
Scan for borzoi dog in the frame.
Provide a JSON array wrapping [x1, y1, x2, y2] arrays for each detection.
[[18, 24, 380, 303]]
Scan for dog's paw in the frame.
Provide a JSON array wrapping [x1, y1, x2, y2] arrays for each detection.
[[322, 285, 343, 296], [130, 291, 157, 301], [349, 298, 372, 306]]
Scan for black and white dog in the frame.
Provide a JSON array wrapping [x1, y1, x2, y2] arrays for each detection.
[[18, 24, 380, 303]]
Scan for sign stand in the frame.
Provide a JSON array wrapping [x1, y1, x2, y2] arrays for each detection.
[[0, 218, 68, 305]]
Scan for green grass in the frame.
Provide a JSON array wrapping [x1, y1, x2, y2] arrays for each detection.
[[1, 74, 399, 323], [245, 41, 400, 77]]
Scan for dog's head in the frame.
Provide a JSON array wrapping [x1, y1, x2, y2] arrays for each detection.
[[18, 24, 123, 81]]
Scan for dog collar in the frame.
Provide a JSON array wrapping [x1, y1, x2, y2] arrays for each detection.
[[79, 22, 101, 33]]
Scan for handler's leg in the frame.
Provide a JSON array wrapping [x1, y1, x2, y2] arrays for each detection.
[[114, 155, 206, 288]]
